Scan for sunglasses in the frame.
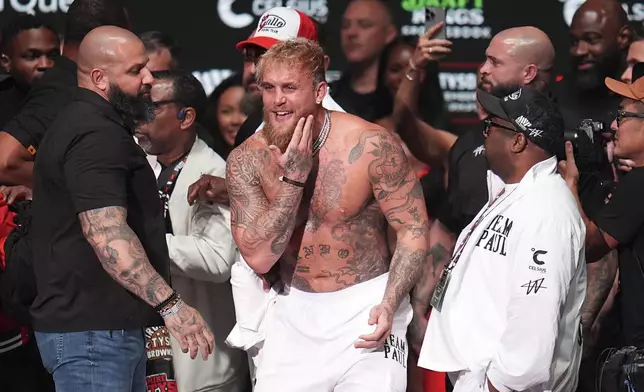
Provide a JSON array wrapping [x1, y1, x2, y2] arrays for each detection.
[[483, 117, 517, 137]]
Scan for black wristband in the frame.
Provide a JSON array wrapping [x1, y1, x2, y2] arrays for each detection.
[[154, 289, 178, 312], [280, 175, 305, 188]]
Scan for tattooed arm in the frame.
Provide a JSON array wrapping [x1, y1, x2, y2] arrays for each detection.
[[226, 117, 314, 274], [408, 220, 455, 354], [350, 129, 431, 311], [581, 249, 617, 358], [79, 206, 173, 306], [79, 206, 215, 360]]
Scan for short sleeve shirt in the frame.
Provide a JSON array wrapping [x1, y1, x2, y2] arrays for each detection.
[[30, 88, 170, 332]]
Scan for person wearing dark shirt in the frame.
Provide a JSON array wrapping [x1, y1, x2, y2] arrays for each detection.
[[0, 0, 130, 187], [330, 0, 396, 122], [557, 0, 631, 131], [0, 15, 59, 129], [561, 65, 644, 386], [31, 26, 213, 391]]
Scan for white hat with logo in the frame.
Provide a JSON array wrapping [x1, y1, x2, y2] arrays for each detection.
[[236, 7, 318, 51]]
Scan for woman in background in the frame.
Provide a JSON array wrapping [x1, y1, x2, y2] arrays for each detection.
[[202, 73, 247, 159]]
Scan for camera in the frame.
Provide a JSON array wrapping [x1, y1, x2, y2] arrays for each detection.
[[562, 119, 615, 218], [563, 119, 607, 173]]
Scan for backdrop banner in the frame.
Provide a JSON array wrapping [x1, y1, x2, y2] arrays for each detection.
[[1, 0, 643, 129]]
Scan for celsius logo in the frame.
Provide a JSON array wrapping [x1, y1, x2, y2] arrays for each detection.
[[532, 248, 547, 265], [218, 0, 254, 29], [259, 14, 286, 30], [0, 0, 74, 14]]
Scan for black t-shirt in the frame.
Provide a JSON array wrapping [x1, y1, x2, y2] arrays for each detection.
[[3, 56, 77, 153], [329, 76, 390, 123], [0, 76, 28, 129], [594, 167, 644, 347], [437, 128, 488, 234], [235, 107, 263, 147], [30, 88, 170, 332], [553, 76, 619, 132]]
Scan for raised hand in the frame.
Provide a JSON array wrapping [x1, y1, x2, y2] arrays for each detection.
[[412, 22, 453, 68], [163, 302, 215, 361], [269, 115, 315, 182], [558, 141, 579, 190]]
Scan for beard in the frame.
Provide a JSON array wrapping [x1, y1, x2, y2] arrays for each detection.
[[263, 111, 297, 153], [573, 49, 622, 91], [107, 82, 155, 128]]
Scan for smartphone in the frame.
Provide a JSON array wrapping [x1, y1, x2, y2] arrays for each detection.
[[425, 7, 447, 39]]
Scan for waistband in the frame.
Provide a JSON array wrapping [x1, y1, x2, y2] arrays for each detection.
[[286, 272, 389, 302]]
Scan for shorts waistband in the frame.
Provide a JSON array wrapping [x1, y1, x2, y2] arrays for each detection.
[[286, 272, 388, 302]]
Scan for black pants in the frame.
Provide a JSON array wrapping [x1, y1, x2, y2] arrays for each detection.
[[0, 333, 54, 392]]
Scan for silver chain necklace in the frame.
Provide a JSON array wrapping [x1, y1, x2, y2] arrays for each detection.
[[312, 110, 331, 156]]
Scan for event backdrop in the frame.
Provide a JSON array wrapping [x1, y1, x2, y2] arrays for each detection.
[[1, 0, 644, 127]]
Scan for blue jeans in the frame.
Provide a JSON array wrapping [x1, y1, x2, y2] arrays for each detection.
[[35, 329, 146, 392]]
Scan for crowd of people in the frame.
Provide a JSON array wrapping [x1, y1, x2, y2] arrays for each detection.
[[1, 0, 644, 391]]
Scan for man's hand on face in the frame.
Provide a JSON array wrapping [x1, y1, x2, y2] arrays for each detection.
[[187, 175, 228, 206]]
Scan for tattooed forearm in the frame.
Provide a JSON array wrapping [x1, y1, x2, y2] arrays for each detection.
[[581, 249, 618, 331], [383, 245, 428, 311], [411, 243, 450, 314], [226, 146, 305, 272], [78, 206, 172, 306], [350, 130, 431, 310]]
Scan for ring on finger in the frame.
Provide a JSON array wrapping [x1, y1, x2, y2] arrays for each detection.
[[429, 47, 433, 53]]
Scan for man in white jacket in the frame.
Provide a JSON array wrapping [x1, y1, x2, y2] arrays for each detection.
[[136, 70, 249, 392], [418, 87, 587, 392]]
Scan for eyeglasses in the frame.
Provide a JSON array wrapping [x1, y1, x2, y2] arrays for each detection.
[[483, 117, 517, 137], [152, 99, 182, 108], [616, 110, 644, 126]]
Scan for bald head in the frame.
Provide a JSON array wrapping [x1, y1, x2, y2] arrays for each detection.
[[76, 25, 154, 126], [479, 26, 554, 93], [77, 26, 143, 74], [570, 0, 630, 90], [495, 27, 555, 72]]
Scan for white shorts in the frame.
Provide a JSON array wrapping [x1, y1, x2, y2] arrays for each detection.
[[254, 273, 412, 392]]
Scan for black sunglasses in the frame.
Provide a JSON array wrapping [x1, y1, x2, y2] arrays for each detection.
[[483, 117, 517, 137], [152, 99, 182, 108]]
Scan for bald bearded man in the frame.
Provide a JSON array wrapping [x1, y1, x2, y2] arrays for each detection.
[[392, 24, 557, 356], [30, 26, 213, 392]]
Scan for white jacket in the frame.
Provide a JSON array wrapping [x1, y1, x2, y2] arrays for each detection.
[[419, 157, 587, 392], [163, 137, 248, 392]]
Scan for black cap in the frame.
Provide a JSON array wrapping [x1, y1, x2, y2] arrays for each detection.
[[477, 87, 564, 154]]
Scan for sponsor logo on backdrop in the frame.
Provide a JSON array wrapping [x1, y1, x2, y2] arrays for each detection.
[[560, 0, 644, 26], [193, 68, 341, 96], [399, 0, 491, 39], [218, 0, 254, 29], [439, 71, 478, 114], [218, 0, 329, 28], [0, 0, 74, 14]]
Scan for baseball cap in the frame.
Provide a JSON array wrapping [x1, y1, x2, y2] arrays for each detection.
[[236, 7, 318, 51], [477, 87, 564, 154], [605, 62, 644, 100]]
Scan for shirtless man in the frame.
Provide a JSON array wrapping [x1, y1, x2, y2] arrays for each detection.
[[226, 38, 429, 391]]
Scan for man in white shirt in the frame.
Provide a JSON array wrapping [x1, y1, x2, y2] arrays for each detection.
[[418, 87, 586, 392], [136, 70, 248, 392]]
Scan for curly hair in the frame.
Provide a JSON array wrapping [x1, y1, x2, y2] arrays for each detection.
[[255, 37, 326, 87]]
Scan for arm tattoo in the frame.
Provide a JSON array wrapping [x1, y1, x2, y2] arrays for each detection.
[[226, 145, 305, 260], [78, 206, 172, 306], [581, 249, 618, 331], [351, 130, 430, 310]]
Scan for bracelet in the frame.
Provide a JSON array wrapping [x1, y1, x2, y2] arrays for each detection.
[[280, 175, 305, 188], [154, 289, 178, 312], [160, 299, 184, 319]]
